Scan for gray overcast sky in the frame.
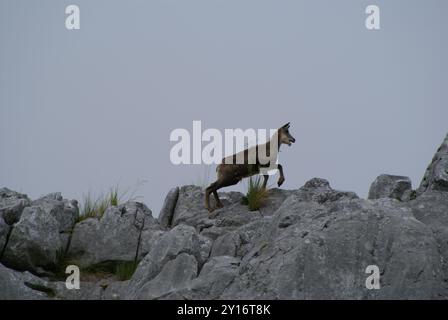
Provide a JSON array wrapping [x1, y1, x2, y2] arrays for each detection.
[[1, 0, 447, 216]]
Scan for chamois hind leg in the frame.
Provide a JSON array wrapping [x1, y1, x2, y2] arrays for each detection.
[[213, 190, 223, 208], [205, 182, 218, 213], [205, 177, 240, 213]]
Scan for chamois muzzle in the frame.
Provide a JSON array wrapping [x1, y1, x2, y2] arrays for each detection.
[[287, 137, 296, 146]]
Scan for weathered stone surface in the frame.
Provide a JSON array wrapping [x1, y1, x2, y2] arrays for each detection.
[[158, 187, 179, 228], [185, 256, 240, 300], [0, 216, 9, 255], [368, 174, 412, 201], [211, 217, 273, 259], [102, 280, 130, 300], [161, 256, 240, 300], [407, 190, 448, 297], [135, 253, 198, 299], [171, 185, 210, 227], [0, 188, 31, 225], [139, 229, 166, 260], [198, 234, 212, 263], [418, 133, 448, 195], [125, 224, 201, 299], [210, 232, 241, 258], [32, 193, 79, 233], [2, 206, 64, 273], [67, 202, 158, 268], [221, 196, 442, 299], [53, 279, 110, 300], [0, 263, 53, 299], [294, 178, 359, 204]]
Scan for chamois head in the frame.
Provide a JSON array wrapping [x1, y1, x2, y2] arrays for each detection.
[[278, 122, 296, 146]]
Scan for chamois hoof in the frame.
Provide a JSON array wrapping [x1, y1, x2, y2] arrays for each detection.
[[216, 202, 224, 208], [277, 178, 285, 187], [207, 207, 215, 213]]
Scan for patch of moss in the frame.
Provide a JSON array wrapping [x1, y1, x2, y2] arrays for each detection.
[[82, 260, 138, 281], [115, 261, 138, 281]]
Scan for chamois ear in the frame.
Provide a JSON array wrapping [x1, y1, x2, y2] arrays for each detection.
[[282, 122, 290, 129]]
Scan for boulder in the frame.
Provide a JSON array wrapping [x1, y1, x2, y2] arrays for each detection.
[[417, 133, 448, 195], [368, 174, 412, 201], [67, 201, 159, 268], [135, 253, 198, 299], [32, 193, 79, 233], [125, 224, 201, 298], [171, 185, 210, 227], [158, 187, 179, 228], [0, 187, 31, 225], [294, 178, 359, 203], [1, 206, 64, 273], [161, 256, 240, 300]]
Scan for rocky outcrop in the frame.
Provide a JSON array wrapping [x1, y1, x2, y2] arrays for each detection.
[[0, 262, 53, 299], [2, 206, 64, 274], [0, 191, 80, 274], [368, 174, 412, 201], [158, 187, 179, 228], [0, 216, 10, 255], [125, 224, 202, 299], [68, 202, 160, 268], [0, 188, 31, 225], [31, 193, 79, 233], [1, 132, 448, 300], [418, 133, 448, 195]]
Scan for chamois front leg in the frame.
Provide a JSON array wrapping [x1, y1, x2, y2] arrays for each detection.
[[262, 174, 269, 189], [277, 164, 285, 187]]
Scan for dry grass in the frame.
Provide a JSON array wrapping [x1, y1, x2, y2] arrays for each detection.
[[241, 176, 269, 211]]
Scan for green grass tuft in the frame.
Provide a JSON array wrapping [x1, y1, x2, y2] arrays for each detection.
[[109, 186, 119, 206], [77, 186, 127, 222], [76, 182, 146, 222], [242, 176, 269, 211]]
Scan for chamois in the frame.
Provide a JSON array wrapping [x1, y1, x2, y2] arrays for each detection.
[[205, 123, 296, 213]]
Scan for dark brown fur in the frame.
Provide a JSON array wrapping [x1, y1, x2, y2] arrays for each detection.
[[205, 123, 295, 212]]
